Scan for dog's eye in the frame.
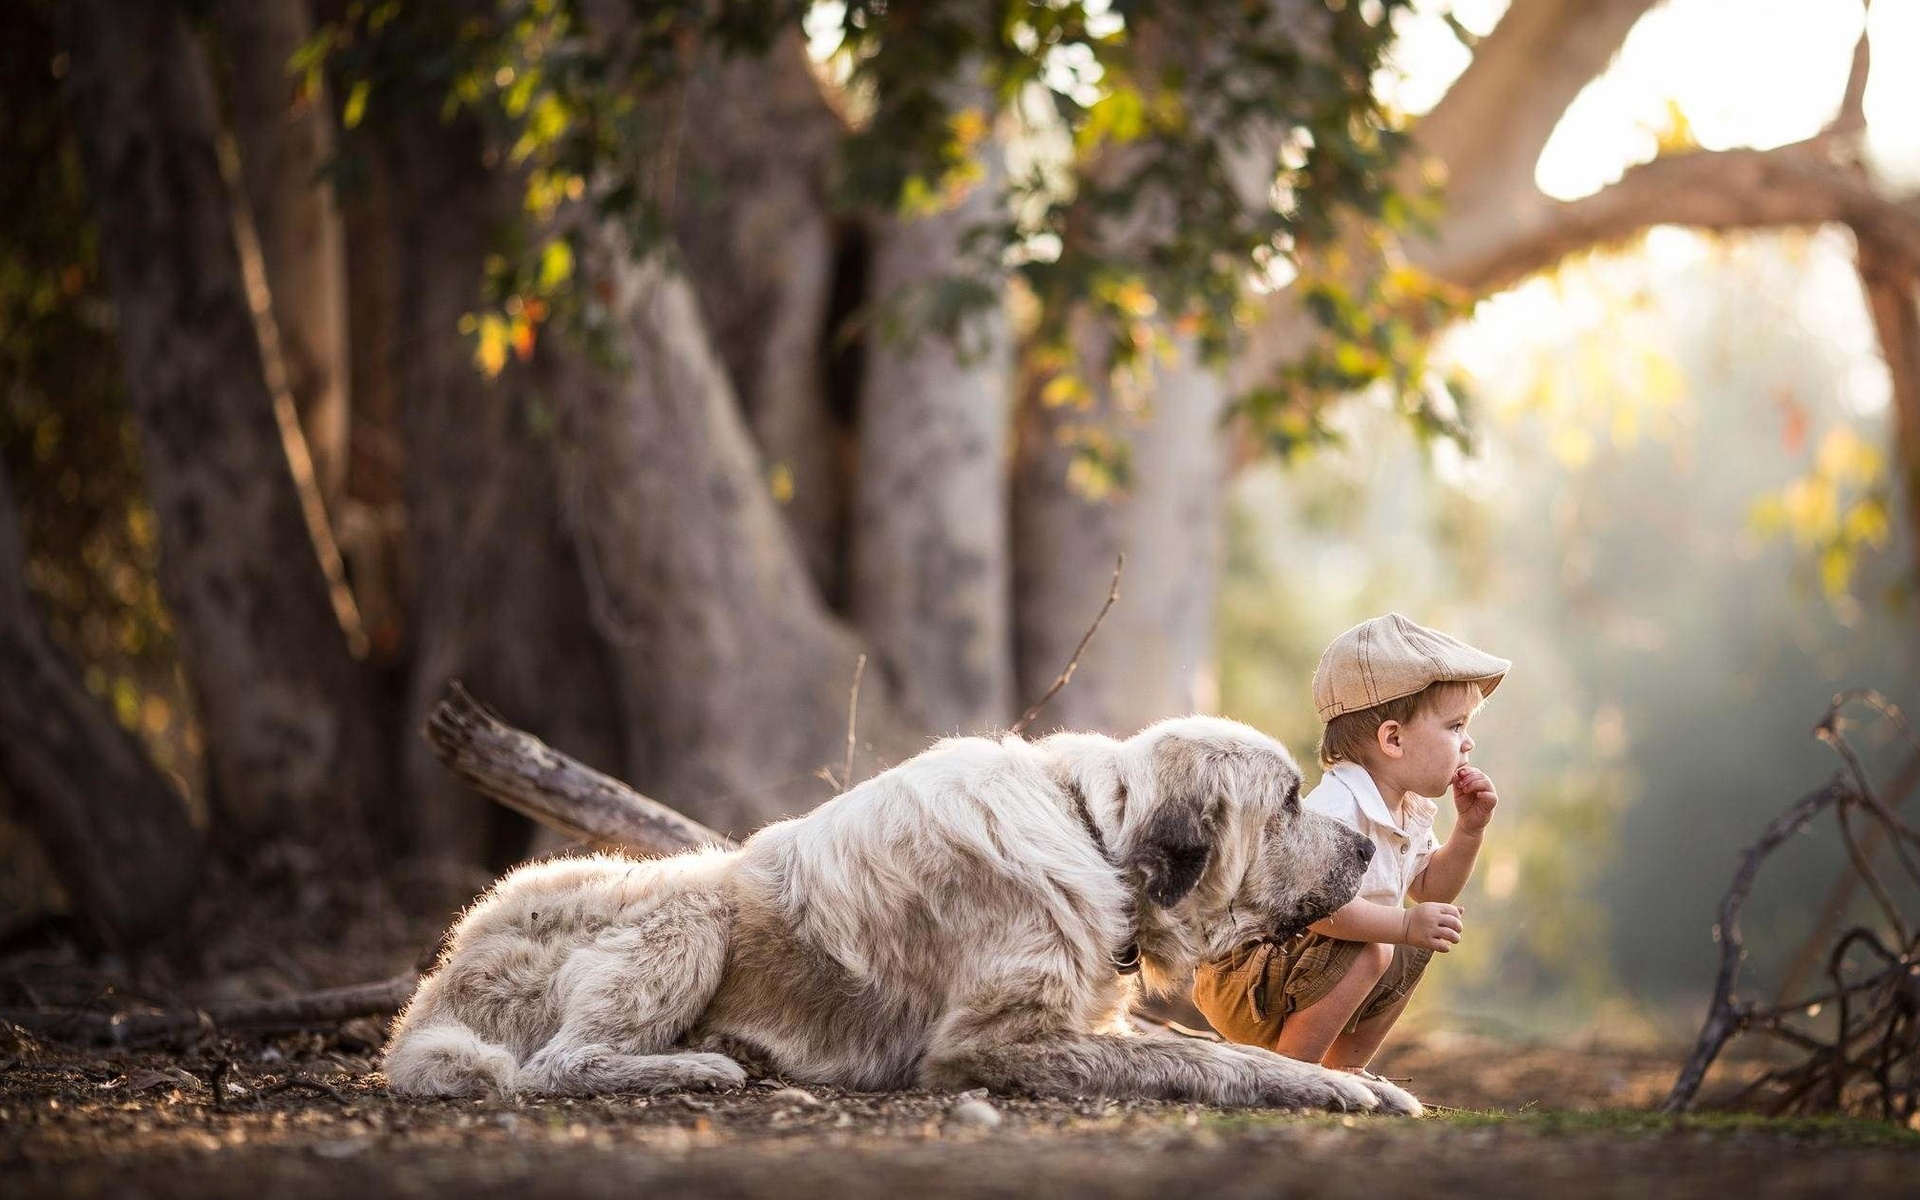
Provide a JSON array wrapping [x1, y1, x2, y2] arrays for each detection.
[[1283, 782, 1300, 812]]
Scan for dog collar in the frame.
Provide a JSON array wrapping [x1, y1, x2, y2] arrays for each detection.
[[1065, 780, 1143, 976]]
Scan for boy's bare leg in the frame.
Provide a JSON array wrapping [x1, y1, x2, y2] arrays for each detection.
[[1270, 941, 1392, 1065], [1324, 980, 1416, 1072]]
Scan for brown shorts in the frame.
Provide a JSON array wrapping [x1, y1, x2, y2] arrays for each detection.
[[1191, 932, 1432, 1048]]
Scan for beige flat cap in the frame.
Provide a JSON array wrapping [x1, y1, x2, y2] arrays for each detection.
[[1313, 613, 1510, 722]]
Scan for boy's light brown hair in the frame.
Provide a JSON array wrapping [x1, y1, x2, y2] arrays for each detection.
[[1317, 679, 1487, 769]]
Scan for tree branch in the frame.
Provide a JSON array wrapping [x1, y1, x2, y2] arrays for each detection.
[[425, 681, 733, 856], [1423, 138, 1920, 295], [1833, 0, 1871, 136], [1412, 0, 1658, 203], [0, 973, 419, 1048], [1856, 242, 1920, 577]]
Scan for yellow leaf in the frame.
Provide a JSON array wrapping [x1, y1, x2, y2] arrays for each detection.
[[949, 107, 989, 152], [1819, 545, 1853, 598], [1078, 87, 1144, 153], [142, 694, 172, 736], [1610, 403, 1639, 447], [767, 463, 795, 505], [1652, 98, 1696, 156], [1333, 342, 1373, 378], [1550, 425, 1594, 469], [112, 677, 140, 730], [1843, 498, 1890, 547], [1041, 373, 1087, 409], [1748, 495, 1786, 537], [1639, 350, 1685, 409], [343, 80, 370, 130], [1814, 427, 1882, 485], [1111, 279, 1156, 318], [476, 313, 510, 377]]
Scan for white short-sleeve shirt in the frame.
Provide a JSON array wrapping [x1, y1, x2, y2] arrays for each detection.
[[1302, 762, 1440, 908]]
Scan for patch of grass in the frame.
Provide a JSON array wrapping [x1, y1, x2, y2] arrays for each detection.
[[1178, 1107, 1919, 1148]]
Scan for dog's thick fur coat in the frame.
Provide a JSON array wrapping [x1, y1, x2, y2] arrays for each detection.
[[384, 717, 1420, 1114]]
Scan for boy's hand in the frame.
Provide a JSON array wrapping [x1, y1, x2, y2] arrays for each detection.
[[1451, 766, 1499, 835], [1403, 902, 1464, 952]]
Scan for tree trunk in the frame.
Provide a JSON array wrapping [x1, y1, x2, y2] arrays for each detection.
[[673, 32, 849, 604], [1014, 323, 1227, 734], [208, 0, 352, 509], [1859, 250, 1920, 555], [556, 245, 915, 835], [332, 135, 408, 661], [853, 132, 1016, 735], [0, 457, 202, 950], [61, 0, 392, 855], [380, 105, 626, 866]]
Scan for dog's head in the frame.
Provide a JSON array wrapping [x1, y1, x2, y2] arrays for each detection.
[[1115, 716, 1373, 968]]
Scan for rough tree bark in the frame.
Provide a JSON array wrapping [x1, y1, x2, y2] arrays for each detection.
[[673, 32, 849, 603], [61, 0, 391, 854], [330, 133, 409, 660], [380, 102, 626, 865], [208, 0, 353, 509], [1014, 324, 1229, 735], [555, 244, 917, 836], [853, 91, 1016, 735], [0, 458, 202, 950]]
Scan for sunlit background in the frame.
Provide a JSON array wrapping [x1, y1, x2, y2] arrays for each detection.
[[1221, 0, 1920, 1038]]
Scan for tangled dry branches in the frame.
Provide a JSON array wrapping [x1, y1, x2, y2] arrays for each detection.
[[1662, 690, 1920, 1121]]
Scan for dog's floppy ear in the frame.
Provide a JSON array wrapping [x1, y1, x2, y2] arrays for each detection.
[[1128, 736, 1217, 908]]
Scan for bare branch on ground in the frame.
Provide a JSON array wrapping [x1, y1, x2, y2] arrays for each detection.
[[0, 972, 418, 1048]]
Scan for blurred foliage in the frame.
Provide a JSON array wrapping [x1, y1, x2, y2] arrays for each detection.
[[1241, 253, 1475, 462], [0, 1, 192, 792], [1748, 426, 1894, 606], [313, 0, 1420, 430]]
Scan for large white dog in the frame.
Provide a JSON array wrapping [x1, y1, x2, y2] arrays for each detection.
[[384, 716, 1418, 1114]]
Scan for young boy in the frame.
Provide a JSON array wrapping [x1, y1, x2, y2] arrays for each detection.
[[1193, 613, 1509, 1075]]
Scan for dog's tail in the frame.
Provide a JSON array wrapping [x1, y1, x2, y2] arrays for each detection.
[[383, 1021, 520, 1097]]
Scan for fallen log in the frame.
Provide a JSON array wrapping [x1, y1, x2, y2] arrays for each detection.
[[1, 972, 419, 1048], [424, 680, 735, 855]]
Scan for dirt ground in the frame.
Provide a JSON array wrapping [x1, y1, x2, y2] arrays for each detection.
[[3, 872, 1913, 1200], [6, 1019, 1916, 1200]]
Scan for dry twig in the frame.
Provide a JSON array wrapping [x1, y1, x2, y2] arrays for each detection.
[[1008, 554, 1124, 737]]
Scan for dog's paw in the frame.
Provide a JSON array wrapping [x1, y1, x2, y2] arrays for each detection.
[[1245, 1060, 1378, 1112], [674, 1052, 748, 1091], [1349, 1072, 1422, 1116]]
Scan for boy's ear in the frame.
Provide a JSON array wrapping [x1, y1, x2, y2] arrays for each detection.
[[1375, 720, 1404, 760]]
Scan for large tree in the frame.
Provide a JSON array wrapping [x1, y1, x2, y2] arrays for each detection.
[[10, 0, 1920, 942]]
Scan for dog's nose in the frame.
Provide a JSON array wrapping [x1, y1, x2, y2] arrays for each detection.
[[1355, 840, 1374, 866]]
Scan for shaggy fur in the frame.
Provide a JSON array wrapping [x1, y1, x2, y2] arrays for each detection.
[[384, 716, 1420, 1114]]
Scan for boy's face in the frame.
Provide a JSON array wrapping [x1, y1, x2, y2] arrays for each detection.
[[1381, 689, 1478, 798]]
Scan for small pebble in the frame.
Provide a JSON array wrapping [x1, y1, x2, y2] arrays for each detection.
[[948, 1098, 1002, 1129]]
